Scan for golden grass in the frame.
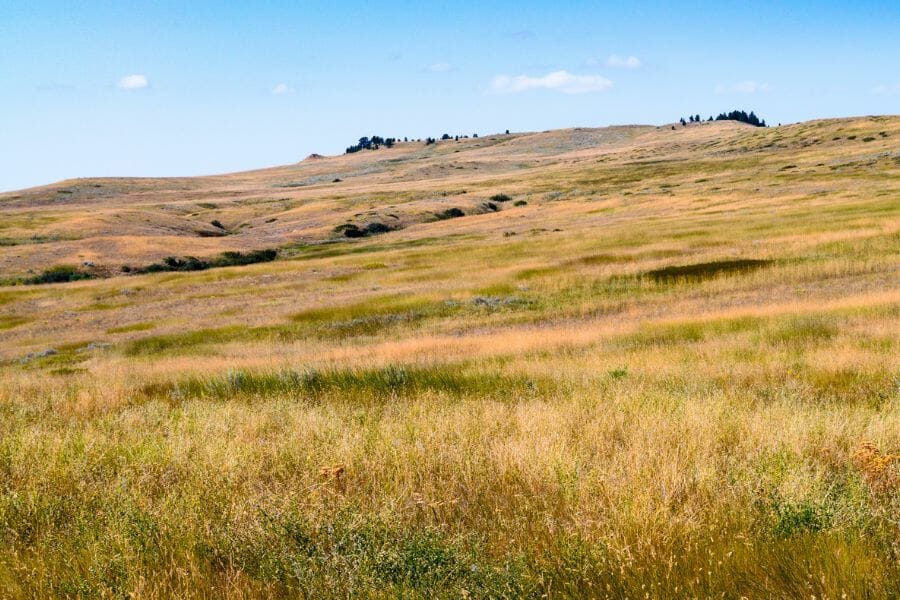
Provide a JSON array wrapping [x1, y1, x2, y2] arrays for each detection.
[[0, 116, 898, 597]]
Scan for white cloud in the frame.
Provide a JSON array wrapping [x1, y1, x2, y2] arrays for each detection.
[[489, 70, 613, 95], [715, 81, 771, 94], [871, 83, 900, 95], [117, 74, 148, 90], [606, 55, 641, 69], [427, 62, 454, 73], [271, 83, 292, 95]]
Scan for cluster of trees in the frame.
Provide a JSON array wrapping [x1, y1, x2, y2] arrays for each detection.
[[679, 110, 767, 128], [346, 132, 488, 153], [714, 110, 766, 127], [440, 133, 478, 141], [345, 136, 398, 153], [424, 133, 480, 146]]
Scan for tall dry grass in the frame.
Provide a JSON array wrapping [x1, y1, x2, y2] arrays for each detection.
[[0, 116, 898, 597]]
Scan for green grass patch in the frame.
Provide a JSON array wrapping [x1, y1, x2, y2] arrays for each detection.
[[0, 315, 30, 330], [612, 315, 763, 349], [142, 363, 551, 402], [286, 235, 471, 261], [106, 322, 157, 334], [515, 265, 566, 280], [124, 326, 271, 356], [762, 315, 838, 346], [569, 253, 635, 266], [290, 294, 443, 325], [181, 511, 527, 597], [125, 296, 459, 356]]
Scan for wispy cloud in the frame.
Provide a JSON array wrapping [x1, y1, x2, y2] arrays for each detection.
[[714, 81, 771, 94], [426, 62, 454, 73], [489, 70, 613, 95], [117, 74, 149, 90], [271, 83, 292, 95], [871, 83, 900, 95], [605, 55, 641, 69]]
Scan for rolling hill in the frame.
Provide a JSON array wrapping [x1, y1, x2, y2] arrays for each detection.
[[0, 116, 897, 597]]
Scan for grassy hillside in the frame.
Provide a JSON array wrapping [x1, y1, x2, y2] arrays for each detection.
[[0, 116, 898, 598]]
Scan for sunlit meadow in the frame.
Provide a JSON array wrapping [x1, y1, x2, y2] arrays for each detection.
[[0, 117, 897, 598]]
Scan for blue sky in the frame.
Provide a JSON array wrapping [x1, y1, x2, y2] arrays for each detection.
[[1, 1, 898, 191]]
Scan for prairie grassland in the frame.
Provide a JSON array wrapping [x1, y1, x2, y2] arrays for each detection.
[[0, 117, 898, 598]]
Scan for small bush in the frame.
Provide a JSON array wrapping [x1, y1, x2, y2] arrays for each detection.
[[770, 498, 829, 538], [335, 222, 394, 238], [513, 200, 528, 207], [482, 202, 498, 212], [210, 220, 226, 230], [342, 225, 366, 238], [490, 194, 512, 203], [435, 208, 465, 220], [607, 367, 628, 379]]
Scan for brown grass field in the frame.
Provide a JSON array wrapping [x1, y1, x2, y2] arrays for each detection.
[[0, 116, 898, 598]]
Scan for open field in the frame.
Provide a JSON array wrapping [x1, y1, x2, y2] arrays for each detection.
[[0, 116, 898, 597]]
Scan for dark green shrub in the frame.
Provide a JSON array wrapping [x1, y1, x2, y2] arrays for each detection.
[[435, 208, 465, 220], [27, 265, 94, 284], [211, 249, 278, 267], [136, 249, 278, 273], [513, 200, 528, 206], [210, 220, 226, 230], [490, 193, 512, 203], [335, 222, 393, 238], [771, 499, 829, 538], [159, 256, 205, 271]]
